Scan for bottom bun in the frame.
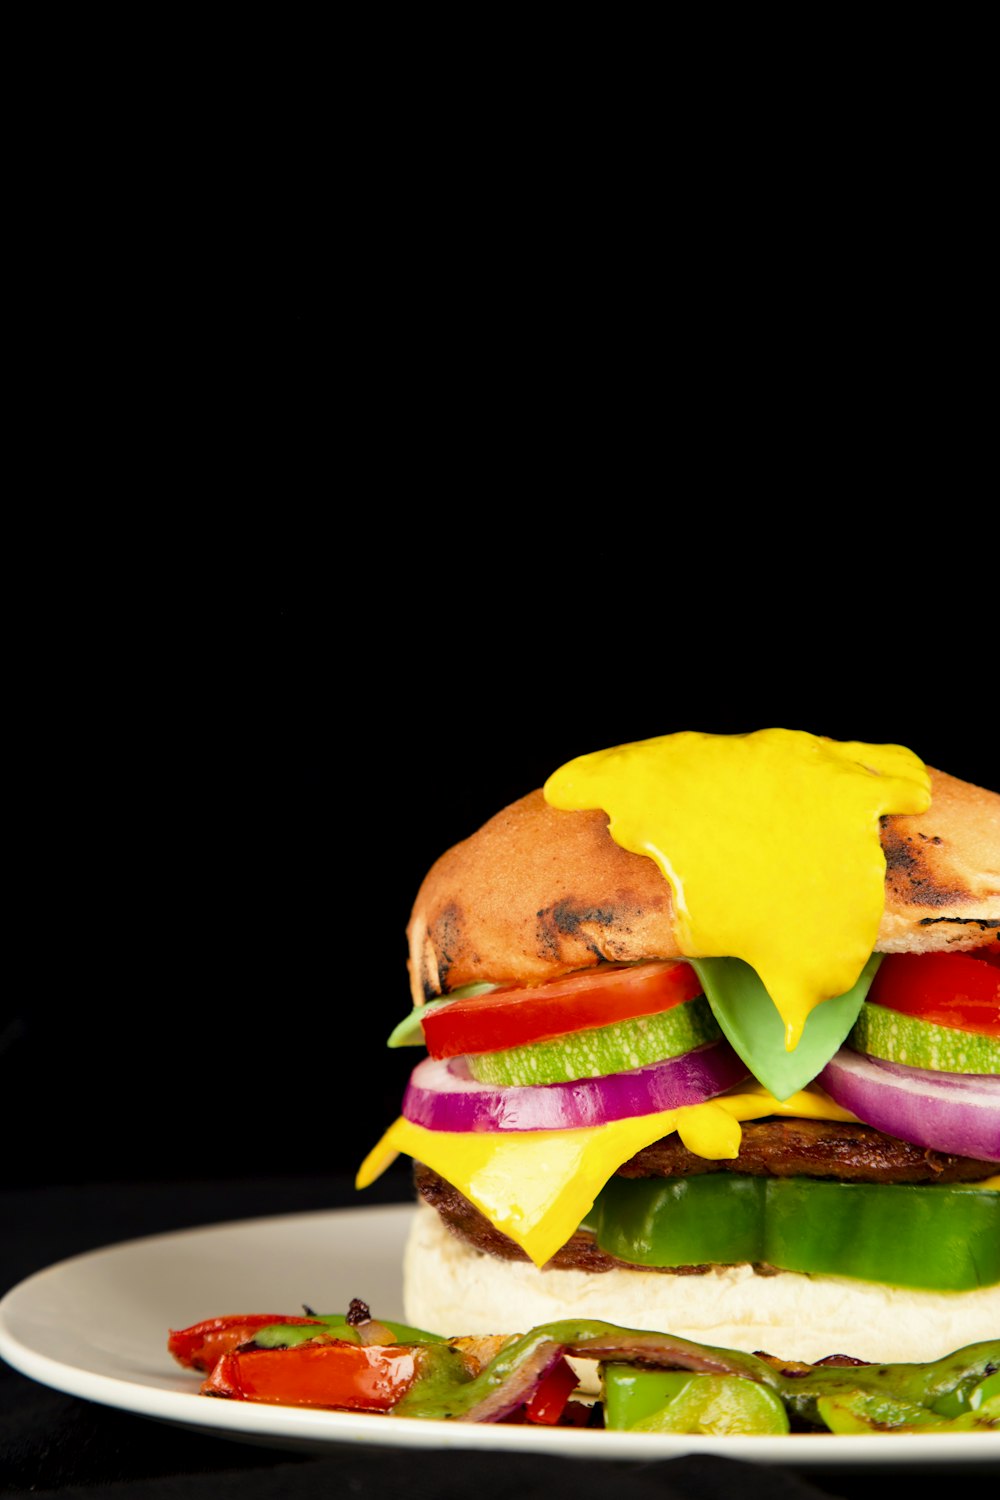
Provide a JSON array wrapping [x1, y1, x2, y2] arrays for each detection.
[[403, 1201, 1000, 1386]]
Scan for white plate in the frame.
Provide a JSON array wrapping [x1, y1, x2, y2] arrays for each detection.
[[0, 1204, 997, 1468]]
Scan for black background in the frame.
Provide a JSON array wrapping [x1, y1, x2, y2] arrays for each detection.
[[5, 290, 998, 1197], [4, 87, 997, 1500]]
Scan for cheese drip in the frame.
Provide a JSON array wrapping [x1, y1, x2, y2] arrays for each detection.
[[543, 728, 932, 1051]]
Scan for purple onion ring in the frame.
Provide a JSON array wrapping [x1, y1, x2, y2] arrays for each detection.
[[402, 1041, 750, 1133], [819, 1048, 1000, 1162]]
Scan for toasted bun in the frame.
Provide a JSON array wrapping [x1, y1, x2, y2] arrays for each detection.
[[408, 767, 1000, 1005], [403, 1201, 1000, 1378]]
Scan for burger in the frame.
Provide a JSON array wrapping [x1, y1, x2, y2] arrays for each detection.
[[358, 728, 1000, 1370]]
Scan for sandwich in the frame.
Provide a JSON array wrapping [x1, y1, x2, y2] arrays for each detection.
[[358, 728, 1000, 1370]]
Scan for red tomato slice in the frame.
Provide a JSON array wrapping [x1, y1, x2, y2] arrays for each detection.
[[422, 960, 704, 1059], [203, 1340, 419, 1409], [866, 952, 1000, 1037], [168, 1315, 321, 1373]]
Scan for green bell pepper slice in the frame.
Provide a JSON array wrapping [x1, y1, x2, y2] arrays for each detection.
[[630, 1373, 790, 1435], [602, 1365, 696, 1429], [252, 1313, 446, 1349], [590, 1174, 1000, 1291], [931, 1368, 1000, 1418], [817, 1387, 1000, 1432], [595, 1174, 763, 1268], [602, 1365, 789, 1434], [604, 1359, 999, 1435]]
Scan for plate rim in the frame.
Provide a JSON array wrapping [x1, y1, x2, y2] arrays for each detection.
[[1, 1203, 997, 1469]]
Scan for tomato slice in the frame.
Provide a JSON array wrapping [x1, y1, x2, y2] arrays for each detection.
[[421, 961, 704, 1059], [866, 952, 1000, 1037], [168, 1315, 322, 1373], [203, 1339, 419, 1409]]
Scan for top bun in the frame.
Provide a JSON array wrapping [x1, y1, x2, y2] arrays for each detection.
[[407, 767, 1000, 1006]]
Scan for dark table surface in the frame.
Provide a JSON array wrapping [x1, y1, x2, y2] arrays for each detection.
[[4, 1171, 997, 1499]]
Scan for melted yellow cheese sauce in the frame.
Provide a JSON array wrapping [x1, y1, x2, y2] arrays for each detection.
[[543, 728, 931, 1050]]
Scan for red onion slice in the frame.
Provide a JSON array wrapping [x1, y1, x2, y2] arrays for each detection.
[[401, 1041, 749, 1133], [454, 1340, 566, 1423], [819, 1048, 1000, 1162]]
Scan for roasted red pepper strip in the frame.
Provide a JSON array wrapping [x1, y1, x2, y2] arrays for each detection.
[[168, 1315, 322, 1373], [202, 1339, 420, 1410], [523, 1356, 579, 1424]]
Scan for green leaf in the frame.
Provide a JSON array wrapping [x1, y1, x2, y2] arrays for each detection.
[[385, 999, 452, 1049], [690, 955, 881, 1100], [385, 985, 499, 1048]]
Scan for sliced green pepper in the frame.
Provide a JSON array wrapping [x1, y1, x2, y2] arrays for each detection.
[[591, 1175, 1000, 1291], [764, 1179, 999, 1290], [602, 1365, 696, 1429], [595, 1174, 764, 1267], [817, 1387, 1000, 1433], [602, 1364, 790, 1434], [252, 1314, 446, 1349], [631, 1374, 790, 1435], [931, 1368, 1000, 1418]]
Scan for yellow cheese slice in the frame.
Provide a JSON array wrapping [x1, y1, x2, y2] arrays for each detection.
[[356, 1086, 861, 1269]]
